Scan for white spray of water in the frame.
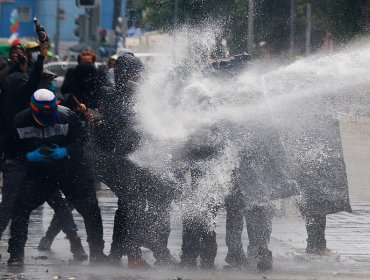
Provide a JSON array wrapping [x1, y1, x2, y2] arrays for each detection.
[[130, 26, 370, 216]]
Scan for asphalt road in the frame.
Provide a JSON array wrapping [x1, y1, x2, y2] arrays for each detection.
[[1, 117, 370, 279]]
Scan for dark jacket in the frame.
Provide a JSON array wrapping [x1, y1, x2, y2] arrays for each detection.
[[1, 55, 44, 131], [61, 68, 76, 96], [5, 106, 84, 172], [97, 82, 140, 156]]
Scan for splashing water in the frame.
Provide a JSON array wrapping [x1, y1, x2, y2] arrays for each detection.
[[130, 26, 370, 216]]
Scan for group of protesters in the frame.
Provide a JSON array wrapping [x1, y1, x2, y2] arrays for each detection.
[[0, 29, 352, 273]]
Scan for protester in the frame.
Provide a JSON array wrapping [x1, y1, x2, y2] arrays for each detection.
[[24, 41, 40, 71], [4, 89, 106, 265], [106, 54, 118, 86], [61, 49, 97, 95], [0, 41, 88, 262], [96, 53, 176, 268], [37, 63, 104, 252]]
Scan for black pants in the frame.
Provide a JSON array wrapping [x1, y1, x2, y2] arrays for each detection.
[[180, 168, 218, 267], [305, 215, 327, 253], [41, 198, 76, 241], [225, 189, 273, 255], [7, 165, 104, 258], [180, 214, 217, 267], [0, 160, 78, 239], [105, 158, 173, 260]]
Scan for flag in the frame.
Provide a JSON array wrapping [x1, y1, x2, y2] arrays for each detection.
[[8, 32, 20, 45], [9, 9, 20, 45], [10, 9, 19, 34]]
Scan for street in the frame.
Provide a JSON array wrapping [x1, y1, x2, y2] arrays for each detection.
[[1, 117, 370, 279]]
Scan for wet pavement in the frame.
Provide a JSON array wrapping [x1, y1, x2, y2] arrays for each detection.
[[1, 118, 370, 279]]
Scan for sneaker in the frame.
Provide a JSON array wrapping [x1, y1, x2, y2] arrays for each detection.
[[38, 237, 53, 251], [225, 250, 248, 268], [127, 257, 151, 269], [257, 247, 273, 272], [7, 255, 24, 266], [69, 237, 88, 261]]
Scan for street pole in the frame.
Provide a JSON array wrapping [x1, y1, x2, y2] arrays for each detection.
[[113, 0, 124, 50], [174, 0, 179, 28], [247, 0, 255, 54], [289, 0, 295, 57], [84, 8, 90, 47], [55, 0, 60, 55], [305, 3, 312, 56]]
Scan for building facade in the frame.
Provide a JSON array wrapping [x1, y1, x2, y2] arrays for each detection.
[[0, 0, 126, 41]]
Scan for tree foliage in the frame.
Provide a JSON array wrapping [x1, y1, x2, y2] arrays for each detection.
[[129, 0, 370, 55]]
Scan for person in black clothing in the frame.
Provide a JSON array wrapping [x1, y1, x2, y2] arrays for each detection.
[[37, 63, 103, 252], [0, 42, 86, 261], [176, 126, 223, 270], [4, 89, 106, 265], [61, 49, 97, 96], [97, 54, 176, 268]]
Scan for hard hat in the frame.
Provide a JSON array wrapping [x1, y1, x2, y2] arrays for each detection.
[[110, 54, 118, 60], [25, 41, 39, 50]]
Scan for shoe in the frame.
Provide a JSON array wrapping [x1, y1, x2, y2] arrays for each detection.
[[7, 255, 24, 266], [178, 258, 197, 269], [128, 256, 151, 269], [257, 247, 273, 271], [306, 247, 336, 257], [90, 251, 109, 264], [69, 237, 88, 261], [38, 237, 53, 251], [199, 260, 215, 270], [225, 250, 248, 268], [108, 253, 122, 265]]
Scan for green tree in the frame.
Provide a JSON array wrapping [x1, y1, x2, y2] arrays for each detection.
[[130, 0, 369, 55]]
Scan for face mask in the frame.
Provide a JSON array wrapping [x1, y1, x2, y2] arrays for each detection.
[[31, 52, 39, 62]]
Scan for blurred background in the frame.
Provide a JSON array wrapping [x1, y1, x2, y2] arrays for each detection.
[[0, 0, 369, 60]]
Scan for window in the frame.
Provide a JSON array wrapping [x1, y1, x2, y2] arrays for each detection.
[[17, 6, 32, 22]]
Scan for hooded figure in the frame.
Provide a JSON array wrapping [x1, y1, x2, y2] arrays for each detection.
[[97, 54, 176, 268], [6, 89, 106, 265], [276, 94, 351, 255], [71, 63, 100, 109], [30, 89, 59, 126]]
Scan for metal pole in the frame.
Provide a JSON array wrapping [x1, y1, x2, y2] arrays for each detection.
[[55, 0, 60, 55], [305, 3, 312, 56], [84, 8, 90, 47], [289, 0, 295, 57], [247, 0, 255, 54], [174, 0, 179, 28]]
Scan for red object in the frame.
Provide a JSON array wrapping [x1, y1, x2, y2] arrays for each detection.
[[127, 257, 150, 269], [10, 22, 19, 33], [10, 38, 20, 45]]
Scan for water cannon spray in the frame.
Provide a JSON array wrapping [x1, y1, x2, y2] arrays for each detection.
[[33, 17, 49, 47]]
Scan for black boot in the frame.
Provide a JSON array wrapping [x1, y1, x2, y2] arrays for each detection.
[[90, 248, 108, 264], [257, 247, 273, 271], [7, 248, 24, 266], [38, 236, 53, 251], [69, 236, 88, 261], [178, 255, 198, 269], [225, 249, 248, 268]]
